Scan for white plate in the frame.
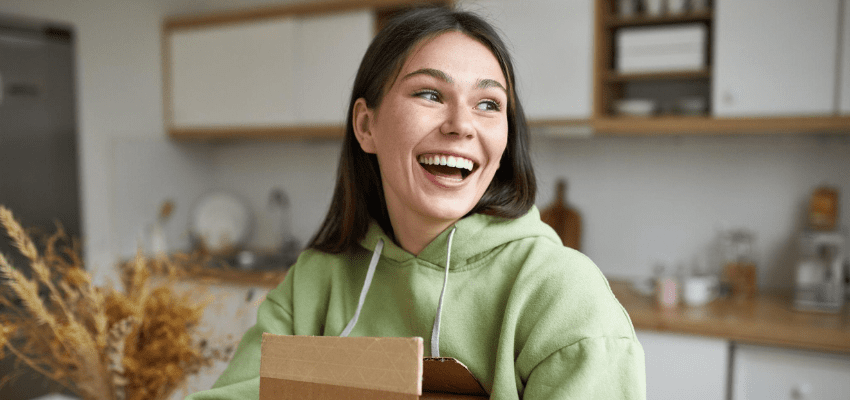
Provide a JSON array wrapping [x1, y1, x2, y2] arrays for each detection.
[[190, 191, 252, 252]]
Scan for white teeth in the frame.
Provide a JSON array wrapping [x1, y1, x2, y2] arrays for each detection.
[[418, 154, 474, 171]]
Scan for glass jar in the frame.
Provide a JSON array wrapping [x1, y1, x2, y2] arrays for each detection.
[[721, 229, 758, 299]]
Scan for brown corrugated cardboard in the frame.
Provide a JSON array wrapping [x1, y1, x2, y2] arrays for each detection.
[[260, 333, 489, 399]]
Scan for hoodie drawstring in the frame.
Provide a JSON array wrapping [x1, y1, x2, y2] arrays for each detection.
[[339, 227, 456, 358], [340, 238, 383, 337], [431, 226, 456, 358]]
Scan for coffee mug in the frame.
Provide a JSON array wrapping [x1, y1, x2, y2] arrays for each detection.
[[683, 275, 719, 306]]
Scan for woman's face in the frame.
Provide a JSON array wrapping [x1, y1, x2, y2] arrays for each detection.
[[354, 31, 509, 229]]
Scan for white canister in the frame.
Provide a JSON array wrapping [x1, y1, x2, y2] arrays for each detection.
[[667, 0, 687, 14], [644, 0, 665, 15], [619, 0, 637, 16], [683, 275, 719, 306]]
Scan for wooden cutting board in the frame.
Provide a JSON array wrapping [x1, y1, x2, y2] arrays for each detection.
[[540, 179, 582, 251]]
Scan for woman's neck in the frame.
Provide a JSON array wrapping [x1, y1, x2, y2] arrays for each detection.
[[388, 209, 456, 256]]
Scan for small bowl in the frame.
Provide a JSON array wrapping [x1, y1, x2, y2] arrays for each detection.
[[615, 99, 656, 117]]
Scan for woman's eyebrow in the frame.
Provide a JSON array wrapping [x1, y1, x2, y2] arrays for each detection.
[[403, 68, 453, 84], [476, 78, 506, 93], [403, 68, 507, 93]]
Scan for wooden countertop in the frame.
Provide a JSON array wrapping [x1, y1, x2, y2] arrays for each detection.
[[609, 280, 850, 354], [179, 267, 288, 288]]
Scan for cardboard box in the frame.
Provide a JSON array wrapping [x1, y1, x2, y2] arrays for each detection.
[[616, 24, 707, 73], [260, 333, 489, 399]]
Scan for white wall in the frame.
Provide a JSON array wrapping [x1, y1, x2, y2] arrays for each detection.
[[532, 133, 850, 288]]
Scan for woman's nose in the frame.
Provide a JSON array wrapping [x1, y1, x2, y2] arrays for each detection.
[[440, 104, 475, 138]]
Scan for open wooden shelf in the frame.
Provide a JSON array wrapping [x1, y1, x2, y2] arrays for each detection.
[[605, 69, 711, 83], [605, 11, 713, 28], [594, 0, 714, 121], [593, 115, 850, 135]]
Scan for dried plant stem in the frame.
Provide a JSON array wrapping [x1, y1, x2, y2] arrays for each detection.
[[1, 205, 234, 400], [2, 340, 75, 393]]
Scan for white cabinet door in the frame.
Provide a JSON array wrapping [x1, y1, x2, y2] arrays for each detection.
[[713, 0, 841, 117], [732, 344, 850, 400], [636, 330, 729, 400], [840, 0, 850, 114], [461, 0, 593, 120], [294, 10, 374, 125], [169, 19, 297, 127]]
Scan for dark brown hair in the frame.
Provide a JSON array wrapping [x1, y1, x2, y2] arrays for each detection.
[[308, 6, 536, 253]]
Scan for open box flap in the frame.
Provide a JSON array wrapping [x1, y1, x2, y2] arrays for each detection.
[[423, 357, 488, 396]]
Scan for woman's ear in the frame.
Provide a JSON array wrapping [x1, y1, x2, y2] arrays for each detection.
[[352, 98, 377, 154]]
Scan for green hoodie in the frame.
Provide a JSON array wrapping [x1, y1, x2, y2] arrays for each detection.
[[185, 207, 646, 399]]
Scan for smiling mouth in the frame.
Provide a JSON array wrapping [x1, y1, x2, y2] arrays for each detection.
[[418, 154, 476, 181]]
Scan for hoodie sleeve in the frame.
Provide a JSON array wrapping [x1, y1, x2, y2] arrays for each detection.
[[507, 245, 647, 400], [522, 337, 646, 399], [183, 270, 296, 400]]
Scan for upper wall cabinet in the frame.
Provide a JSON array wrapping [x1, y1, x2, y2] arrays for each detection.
[[293, 11, 374, 126], [463, 0, 594, 122], [169, 19, 299, 128], [841, 0, 850, 115], [713, 0, 841, 117], [165, 9, 373, 139]]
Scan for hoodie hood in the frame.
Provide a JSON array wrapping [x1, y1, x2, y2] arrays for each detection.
[[359, 206, 560, 270]]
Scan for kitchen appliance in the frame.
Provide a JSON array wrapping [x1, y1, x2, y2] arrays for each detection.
[[0, 19, 80, 269], [0, 15, 80, 400], [794, 230, 847, 312]]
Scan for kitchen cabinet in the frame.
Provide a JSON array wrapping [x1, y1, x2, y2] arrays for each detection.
[[168, 18, 299, 128], [731, 344, 850, 400], [841, 0, 850, 115], [166, 10, 372, 138], [293, 10, 374, 126], [636, 330, 729, 400], [713, 0, 841, 117], [466, 0, 594, 122], [164, 0, 450, 140]]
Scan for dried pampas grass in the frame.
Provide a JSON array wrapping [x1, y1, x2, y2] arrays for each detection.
[[0, 206, 234, 400]]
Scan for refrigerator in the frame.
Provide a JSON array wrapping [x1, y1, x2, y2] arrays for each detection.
[[0, 15, 80, 400]]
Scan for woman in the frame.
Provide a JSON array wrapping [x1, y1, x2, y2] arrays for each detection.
[[187, 6, 645, 400]]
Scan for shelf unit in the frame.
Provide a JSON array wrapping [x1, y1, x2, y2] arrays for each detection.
[[594, 0, 714, 121]]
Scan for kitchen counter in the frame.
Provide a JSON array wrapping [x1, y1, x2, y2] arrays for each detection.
[[609, 280, 850, 354]]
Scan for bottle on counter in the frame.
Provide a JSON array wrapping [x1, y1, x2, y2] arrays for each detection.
[[654, 263, 680, 308]]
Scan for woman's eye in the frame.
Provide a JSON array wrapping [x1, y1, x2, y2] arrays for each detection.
[[476, 100, 501, 112], [414, 90, 440, 102]]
